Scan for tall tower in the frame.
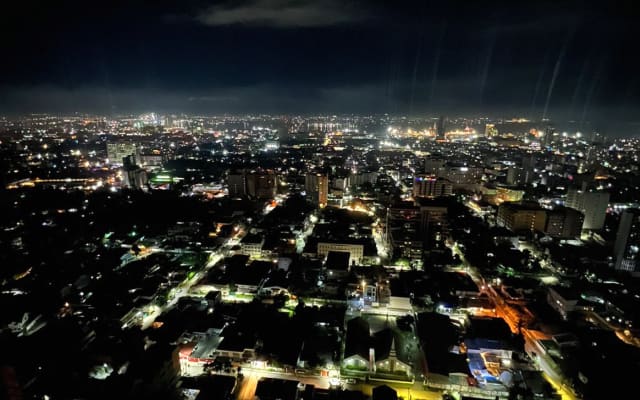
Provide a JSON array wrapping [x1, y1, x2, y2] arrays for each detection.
[[543, 126, 555, 148], [436, 116, 446, 141], [227, 171, 246, 197], [614, 209, 640, 272], [484, 123, 497, 138], [566, 186, 609, 230]]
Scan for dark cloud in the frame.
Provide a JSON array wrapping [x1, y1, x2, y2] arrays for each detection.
[[196, 0, 368, 28]]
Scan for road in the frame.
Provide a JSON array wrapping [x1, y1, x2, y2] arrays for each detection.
[[449, 243, 578, 400], [585, 310, 640, 348], [137, 231, 245, 330], [233, 367, 443, 400], [236, 371, 259, 400]]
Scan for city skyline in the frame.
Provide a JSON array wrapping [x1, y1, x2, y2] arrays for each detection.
[[2, 3, 640, 400]]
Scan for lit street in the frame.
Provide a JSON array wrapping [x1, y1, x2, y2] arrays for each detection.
[[449, 243, 578, 400], [232, 367, 445, 400]]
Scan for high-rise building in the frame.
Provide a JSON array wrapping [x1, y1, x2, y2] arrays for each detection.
[[305, 173, 329, 207], [520, 155, 537, 184], [543, 126, 555, 147], [121, 155, 148, 190], [107, 142, 139, 165], [437, 166, 483, 185], [419, 204, 448, 241], [566, 186, 609, 230], [435, 116, 446, 141], [137, 152, 165, 167], [424, 158, 445, 175], [123, 168, 148, 190], [497, 202, 547, 232], [227, 172, 246, 197], [506, 167, 527, 186], [349, 170, 378, 187], [385, 202, 422, 261], [246, 170, 278, 199], [484, 123, 498, 137], [412, 175, 453, 198], [227, 169, 278, 199], [544, 207, 584, 238], [614, 209, 640, 273]]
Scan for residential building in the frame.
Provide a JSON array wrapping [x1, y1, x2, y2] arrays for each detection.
[[412, 175, 453, 198], [385, 202, 422, 261], [496, 202, 547, 233], [107, 142, 139, 165], [566, 187, 609, 230], [227, 169, 277, 199], [544, 207, 584, 238], [305, 173, 329, 207]]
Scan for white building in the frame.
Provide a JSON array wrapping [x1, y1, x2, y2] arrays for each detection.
[[317, 242, 363, 264]]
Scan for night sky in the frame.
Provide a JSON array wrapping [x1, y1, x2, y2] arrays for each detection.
[[1, 0, 639, 121]]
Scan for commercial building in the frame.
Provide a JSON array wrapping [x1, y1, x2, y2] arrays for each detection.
[[481, 185, 525, 206]]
